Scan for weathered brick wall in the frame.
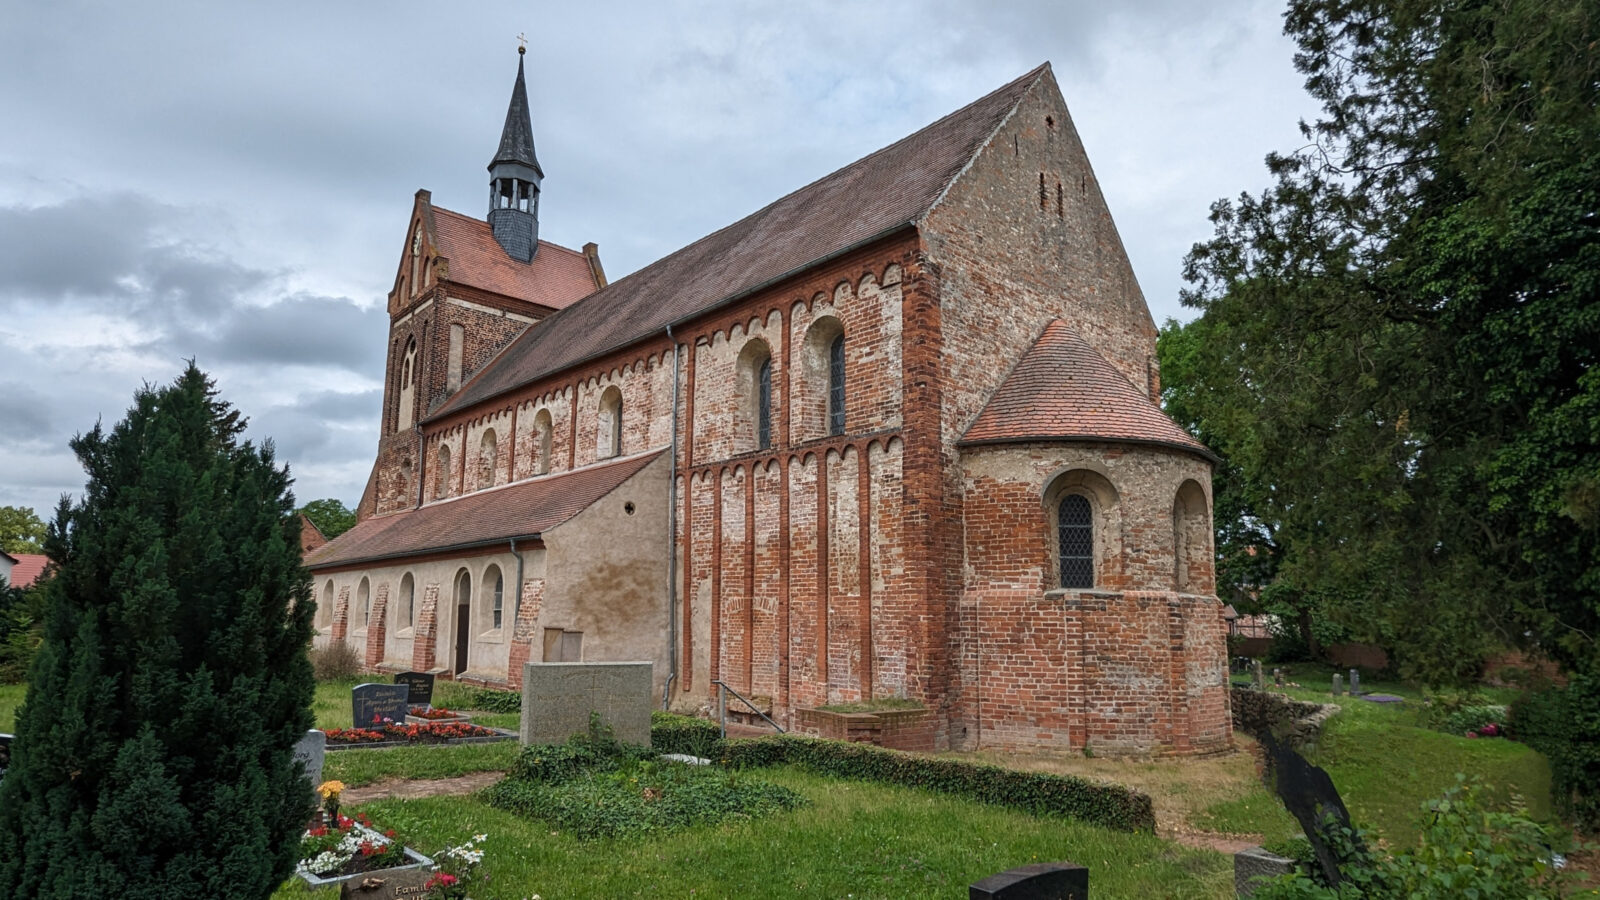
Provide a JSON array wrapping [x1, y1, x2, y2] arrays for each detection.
[[952, 442, 1229, 755], [920, 70, 1160, 450]]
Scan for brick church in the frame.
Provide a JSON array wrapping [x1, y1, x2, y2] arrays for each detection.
[[306, 50, 1233, 756]]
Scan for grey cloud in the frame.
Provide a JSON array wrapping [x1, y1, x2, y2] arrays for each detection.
[[184, 293, 387, 373], [0, 381, 56, 444]]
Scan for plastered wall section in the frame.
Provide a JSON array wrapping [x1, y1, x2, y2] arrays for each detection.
[[310, 544, 547, 684], [952, 441, 1231, 756], [538, 452, 672, 699]]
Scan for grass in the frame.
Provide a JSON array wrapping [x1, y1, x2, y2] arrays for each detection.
[[0, 682, 22, 732], [273, 766, 1233, 899], [323, 741, 519, 788]]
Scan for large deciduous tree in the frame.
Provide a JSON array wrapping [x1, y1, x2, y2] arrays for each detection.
[[1178, 0, 1598, 683], [0, 365, 317, 899], [0, 505, 46, 555], [297, 497, 357, 540]]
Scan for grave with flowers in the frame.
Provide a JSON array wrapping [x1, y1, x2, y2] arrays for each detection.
[[332, 683, 513, 749]]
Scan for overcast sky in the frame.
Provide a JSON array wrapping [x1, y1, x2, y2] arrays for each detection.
[[0, 0, 1319, 518]]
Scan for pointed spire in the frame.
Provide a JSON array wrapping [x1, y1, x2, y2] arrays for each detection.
[[489, 47, 542, 178]]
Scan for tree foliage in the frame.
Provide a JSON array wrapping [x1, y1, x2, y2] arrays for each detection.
[[0, 505, 46, 555], [297, 497, 356, 540], [1177, 0, 1599, 683], [0, 365, 317, 899]]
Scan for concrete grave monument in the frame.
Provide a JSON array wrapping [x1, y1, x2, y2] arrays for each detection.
[[1331, 674, 1343, 696], [294, 729, 326, 789], [352, 683, 410, 729], [521, 661, 652, 746], [394, 672, 435, 708]]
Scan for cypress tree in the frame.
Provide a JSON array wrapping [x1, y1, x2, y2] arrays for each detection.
[[0, 365, 317, 899]]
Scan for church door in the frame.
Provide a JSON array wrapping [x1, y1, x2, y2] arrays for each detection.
[[453, 569, 471, 676]]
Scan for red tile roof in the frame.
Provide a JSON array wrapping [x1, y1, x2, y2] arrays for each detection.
[[6, 553, 49, 588], [306, 451, 662, 570], [429, 64, 1051, 420], [960, 320, 1214, 460], [431, 206, 599, 310]]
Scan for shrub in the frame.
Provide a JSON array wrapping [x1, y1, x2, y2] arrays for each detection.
[[650, 711, 721, 756], [1512, 674, 1600, 831], [0, 365, 317, 899], [470, 687, 521, 713], [310, 641, 363, 681], [718, 734, 1156, 834], [1253, 778, 1577, 899]]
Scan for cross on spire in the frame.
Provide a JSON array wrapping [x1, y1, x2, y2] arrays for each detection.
[[518, 32, 527, 54]]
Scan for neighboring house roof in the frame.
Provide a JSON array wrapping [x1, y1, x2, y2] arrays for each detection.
[[432, 206, 598, 309], [960, 319, 1215, 460], [306, 451, 662, 570], [429, 63, 1051, 421], [299, 513, 328, 556], [6, 553, 49, 589]]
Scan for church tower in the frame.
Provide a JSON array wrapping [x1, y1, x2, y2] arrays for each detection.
[[487, 46, 543, 262]]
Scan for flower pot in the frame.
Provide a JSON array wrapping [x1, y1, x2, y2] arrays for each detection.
[[295, 822, 434, 891]]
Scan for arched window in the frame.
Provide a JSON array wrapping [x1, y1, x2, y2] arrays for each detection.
[[801, 316, 845, 440], [435, 444, 452, 500], [737, 339, 774, 452], [598, 386, 623, 459], [1173, 480, 1211, 593], [1057, 495, 1094, 588], [397, 338, 419, 430], [828, 332, 846, 435], [397, 573, 415, 631], [318, 580, 334, 630], [355, 577, 371, 630], [1044, 468, 1120, 591], [478, 429, 498, 490], [534, 409, 553, 475], [484, 565, 505, 631]]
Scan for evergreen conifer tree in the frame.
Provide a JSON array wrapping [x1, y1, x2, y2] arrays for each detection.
[[0, 365, 317, 899]]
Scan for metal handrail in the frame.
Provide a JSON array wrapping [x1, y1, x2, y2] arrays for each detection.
[[712, 680, 785, 737]]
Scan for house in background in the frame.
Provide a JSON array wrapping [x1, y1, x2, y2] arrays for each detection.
[[307, 51, 1232, 756], [1, 553, 48, 590]]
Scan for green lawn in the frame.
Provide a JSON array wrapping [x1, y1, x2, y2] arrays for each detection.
[[1209, 663, 1550, 847], [273, 767, 1234, 900], [0, 682, 22, 733]]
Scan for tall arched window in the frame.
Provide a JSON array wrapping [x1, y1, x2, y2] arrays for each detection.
[[435, 444, 452, 500], [397, 573, 415, 631], [478, 429, 498, 490], [534, 409, 553, 475], [598, 386, 623, 459], [397, 337, 418, 430], [737, 339, 774, 452], [1057, 495, 1094, 588], [318, 580, 334, 630], [801, 316, 845, 440], [355, 577, 371, 630], [828, 333, 846, 435], [485, 565, 505, 630]]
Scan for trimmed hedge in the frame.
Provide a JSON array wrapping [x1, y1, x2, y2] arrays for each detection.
[[1512, 674, 1600, 831], [715, 734, 1155, 834], [650, 711, 721, 756]]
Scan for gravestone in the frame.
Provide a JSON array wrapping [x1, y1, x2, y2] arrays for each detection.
[[338, 865, 433, 898], [0, 733, 12, 783], [394, 672, 435, 708], [1258, 729, 1365, 887], [1362, 693, 1404, 704], [352, 683, 410, 729], [1235, 846, 1296, 897], [1273, 668, 1284, 687], [294, 729, 326, 789], [969, 861, 1088, 899], [1348, 669, 1361, 696], [521, 661, 652, 746], [1331, 674, 1343, 696], [1252, 659, 1264, 689]]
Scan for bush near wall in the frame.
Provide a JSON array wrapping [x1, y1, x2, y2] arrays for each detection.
[[650, 711, 721, 756], [714, 734, 1156, 834], [1511, 674, 1600, 831]]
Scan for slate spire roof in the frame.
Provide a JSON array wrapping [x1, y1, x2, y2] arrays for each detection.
[[489, 49, 542, 177], [960, 320, 1215, 460], [430, 63, 1052, 421]]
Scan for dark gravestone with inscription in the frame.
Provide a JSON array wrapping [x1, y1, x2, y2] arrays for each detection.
[[339, 865, 433, 898], [352, 683, 410, 729], [1258, 729, 1366, 887], [970, 862, 1088, 899], [0, 733, 12, 784], [394, 672, 435, 708]]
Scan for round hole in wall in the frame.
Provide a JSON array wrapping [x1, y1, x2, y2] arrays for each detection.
[[624, 501, 636, 515]]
